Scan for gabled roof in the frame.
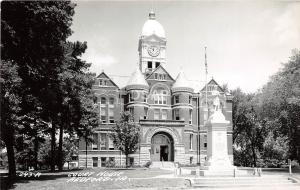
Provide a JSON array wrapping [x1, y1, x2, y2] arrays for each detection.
[[96, 72, 119, 89], [200, 78, 224, 92], [145, 64, 174, 81]]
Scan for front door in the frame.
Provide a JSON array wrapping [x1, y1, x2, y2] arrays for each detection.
[[151, 133, 174, 162], [160, 145, 168, 161]]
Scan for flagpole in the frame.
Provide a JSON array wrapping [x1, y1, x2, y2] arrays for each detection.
[[205, 47, 208, 110]]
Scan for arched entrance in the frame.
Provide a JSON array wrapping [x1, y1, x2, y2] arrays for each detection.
[[150, 132, 174, 161]]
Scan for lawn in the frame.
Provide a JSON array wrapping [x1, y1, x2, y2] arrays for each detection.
[[1, 168, 189, 190], [1, 167, 299, 190]]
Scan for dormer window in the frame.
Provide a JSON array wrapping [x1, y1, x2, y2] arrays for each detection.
[[154, 74, 167, 80], [207, 85, 217, 92], [98, 79, 108, 86]]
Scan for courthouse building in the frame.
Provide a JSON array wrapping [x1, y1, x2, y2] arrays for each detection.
[[78, 11, 233, 168]]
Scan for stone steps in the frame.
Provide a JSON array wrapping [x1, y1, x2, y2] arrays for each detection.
[[190, 176, 299, 188], [150, 161, 175, 170]]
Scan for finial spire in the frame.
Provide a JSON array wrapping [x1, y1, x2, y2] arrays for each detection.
[[149, 11, 155, 20]]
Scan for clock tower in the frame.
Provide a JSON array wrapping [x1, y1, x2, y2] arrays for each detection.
[[138, 11, 167, 74]]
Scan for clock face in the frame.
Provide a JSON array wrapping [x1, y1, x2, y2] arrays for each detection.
[[147, 46, 160, 57]]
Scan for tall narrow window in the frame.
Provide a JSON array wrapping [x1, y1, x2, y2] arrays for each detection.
[[204, 111, 208, 122], [108, 108, 114, 123], [154, 109, 160, 120], [92, 133, 98, 150], [162, 91, 167, 104], [101, 157, 106, 167], [189, 96, 192, 104], [174, 109, 180, 120], [148, 61, 152, 70], [108, 137, 114, 150], [189, 110, 192, 124], [143, 93, 147, 102], [92, 157, 98, 167], [109, 97, 114, 105], [162, 109, 167, 120], [154, 95, 158, 104], [99, 80, 103, 86], [174, 95, 179, 104], [144, 107, 148, 119], [100, 97, 106, 123], [190, 134, 193, 150], [159, 74, 163, 80], [100, 133, 107, 150], [129, 92, 134, 102], [101, 97, 106, 105], [204, 134, 207, 149]]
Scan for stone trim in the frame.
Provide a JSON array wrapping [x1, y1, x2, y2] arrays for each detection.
[[144, 127, 182, 144]]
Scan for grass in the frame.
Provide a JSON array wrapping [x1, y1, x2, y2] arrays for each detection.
[[0, 168, 188, 190], [1, 167, 299, 190]]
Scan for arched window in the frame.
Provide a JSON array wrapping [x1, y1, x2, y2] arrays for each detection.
[[153, 87, 168, 105]]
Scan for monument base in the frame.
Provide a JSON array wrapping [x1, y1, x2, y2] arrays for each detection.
[[199, 164, 248, 177], [199, 157, 248, 176]]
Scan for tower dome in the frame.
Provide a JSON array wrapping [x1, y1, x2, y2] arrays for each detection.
[[126, 66, 149, 90], [141, 11, 165, 38]]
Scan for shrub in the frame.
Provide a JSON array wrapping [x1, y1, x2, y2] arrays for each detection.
[[106, 160, 116, 168], [144, 161, 152, 168]]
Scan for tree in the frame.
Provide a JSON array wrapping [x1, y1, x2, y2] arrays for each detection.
[[231, 49, 300, 167], [258, 49, 300, 163], [0, 61, 22, 178], [231, 89, 267, 167], [260, 131, 289, 167], [110, 112, 140, 167], [1, 1, 76, 172], [56, 41, 98, 171]]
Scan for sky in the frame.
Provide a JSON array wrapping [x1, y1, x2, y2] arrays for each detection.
[[68, 0, 300, 93]]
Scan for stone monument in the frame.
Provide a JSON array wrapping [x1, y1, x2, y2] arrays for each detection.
[[201, 90, 236, 176]]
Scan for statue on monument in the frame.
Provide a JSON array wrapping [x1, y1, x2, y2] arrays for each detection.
[[213, 95, 220, 112], [212, 87, 221, 113]]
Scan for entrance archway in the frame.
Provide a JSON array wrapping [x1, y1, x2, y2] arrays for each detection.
[[150, 132, 174, 161]]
